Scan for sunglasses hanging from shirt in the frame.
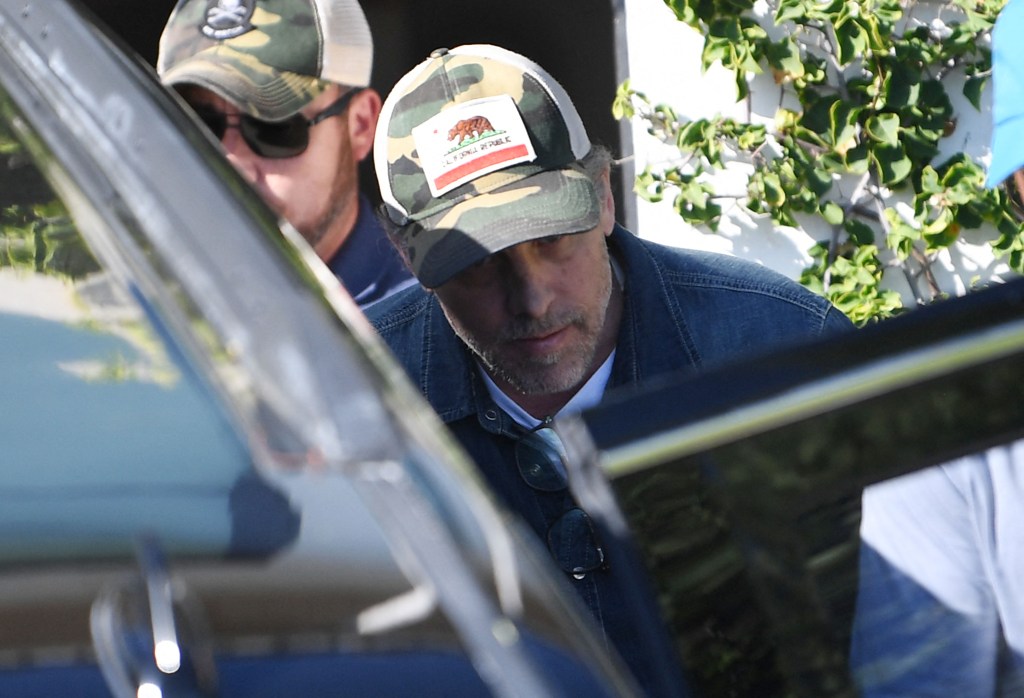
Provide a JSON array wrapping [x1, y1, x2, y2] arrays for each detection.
[[191, 88, 363, 159], [515, 425, 606, 579]]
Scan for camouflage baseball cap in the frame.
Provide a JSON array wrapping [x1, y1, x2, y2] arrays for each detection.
[[374, 44, 600, 288], [157, 0, 373, 121]]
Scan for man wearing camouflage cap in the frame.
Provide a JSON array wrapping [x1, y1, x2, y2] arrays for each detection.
[[157, 0, 413, 306], [367, 44, 853, 693]]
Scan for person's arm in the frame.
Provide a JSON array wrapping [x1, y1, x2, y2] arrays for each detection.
[[850, 462, 1000, 697]]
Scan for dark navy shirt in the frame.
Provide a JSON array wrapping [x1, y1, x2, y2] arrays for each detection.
[[327, 194, 415, 307]]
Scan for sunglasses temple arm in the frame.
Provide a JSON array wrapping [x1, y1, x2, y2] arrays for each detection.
[[308, 87, 365, 126]]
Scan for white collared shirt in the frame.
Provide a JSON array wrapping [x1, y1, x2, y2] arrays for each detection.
[[478, 350, 616, 430]]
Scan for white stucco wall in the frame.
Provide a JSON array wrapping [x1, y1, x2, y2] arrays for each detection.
[[620, 0, 1012, 302]]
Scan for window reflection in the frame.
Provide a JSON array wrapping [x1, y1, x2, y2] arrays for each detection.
[[0, 100, 293, 562], [1, 116, 98, 279]]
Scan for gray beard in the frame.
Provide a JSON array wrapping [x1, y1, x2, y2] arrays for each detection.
[[459, 292, 610, 397], [475, 321, 594, 396], [446, 246, 615, 398]]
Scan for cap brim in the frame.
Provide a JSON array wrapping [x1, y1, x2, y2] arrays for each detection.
[[989, 113, 1024, 188], [161, 46, 325, 121], [409, 167, 601, 288]]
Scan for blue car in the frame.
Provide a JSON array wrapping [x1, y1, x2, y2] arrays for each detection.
[[0, 1, 644, 695], [6, 1, 1024, 696]]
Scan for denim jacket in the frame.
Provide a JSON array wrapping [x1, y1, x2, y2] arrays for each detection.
[[367, 225, 853, 693]]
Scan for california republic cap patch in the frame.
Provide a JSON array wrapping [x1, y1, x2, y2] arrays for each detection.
[[412, 95, 537, 197]]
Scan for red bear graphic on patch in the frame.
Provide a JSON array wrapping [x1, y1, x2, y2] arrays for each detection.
[[448, 116, 494, 145]]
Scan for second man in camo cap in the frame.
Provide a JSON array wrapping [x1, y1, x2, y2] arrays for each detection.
[[158, 0, 413, 306]]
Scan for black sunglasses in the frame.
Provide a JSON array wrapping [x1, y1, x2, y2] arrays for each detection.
[[515, 426, 606, 579], [191, 88, 363, 159]]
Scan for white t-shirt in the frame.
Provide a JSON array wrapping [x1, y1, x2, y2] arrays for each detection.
[[852, 440, 1024, 696]]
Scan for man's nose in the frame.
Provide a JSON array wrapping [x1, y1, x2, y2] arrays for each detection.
[[504, 249, 555, 318], [221, 127, 260, 183]]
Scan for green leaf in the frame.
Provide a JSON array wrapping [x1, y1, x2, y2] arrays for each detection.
[[710, 17, 744, 44], [740, 17, 768, 43], [829, 101, 860, 153], [954, 203, 984, 229], [881, 64, 920, 110], [884, 208, 920, 258], [873, 0, 903, 24], [863, 16, 887, 52], [822, 201, 845, 225], [673, 179, 723, 229], [775, 0, 809, 24], [941, 156, 986, 191], [865, 113, 901, 147], [736, 44, 763, 74], [901, 127, 941, 163], [920, 166, 942, 195], [836, 18, 869, 66], [923, 214, 959, 249], [922, 207, 954, 235], [963, 75, 987, 111], [764, 172, 786, 206], [795, 54, 828, 87], [806, 165, 834, 197], [844, 143, 871, 174], [765, 38, 805, 83], [702, 37, 729, 70], [912, 80, 954, 132], [737, 125, 767, 150], [872, 144, 913, 185], [677, 119, 708, 149], [815, 0, 846, 17], [663, 0, 699, 26], [612, 82, 637, 120], [844, 218, 876, 245], [775, 108, 800, 134], [634, 169, 665, 203], [801, 94, 837, 139], [818, 152, 848, 175], [735, 69, 750, 100]]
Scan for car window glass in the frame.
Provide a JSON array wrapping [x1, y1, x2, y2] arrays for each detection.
[[0, 97, 257, 563], [580, 295, 1024, 695]]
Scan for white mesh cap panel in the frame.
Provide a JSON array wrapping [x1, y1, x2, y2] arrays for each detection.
[[315, 0, 374, 87]]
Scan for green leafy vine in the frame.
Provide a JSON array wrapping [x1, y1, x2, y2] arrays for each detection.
[[615, 0, 1022, 325]]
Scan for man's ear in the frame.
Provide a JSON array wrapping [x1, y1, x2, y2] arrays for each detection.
[[598, 167, 615, 236], [347, 88, 382, 162]]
